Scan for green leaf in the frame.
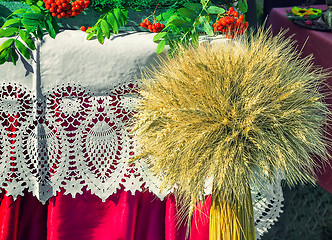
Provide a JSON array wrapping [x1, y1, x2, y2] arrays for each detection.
[[30, 5, 41, 13], [166, 14, 179, 27], [192, 30, 199, 48], [114, 8, 127, 26], [184, 3, 202, 12], [45, 19, 56, 38], [1, 18, 21, 29], [178, 8, 197, 19], [0, 27, 18, 38], [101, 19, 110, 39], [0, 39, 14, 52], [25, 0, 37, 5], [8, 9, 26, 17], [37, 1, 44, 7], [157, 9, 176, 21], [36, 24, 43, 39], [207, 6, 225, 14], [106, 13, 119, 34], [156, 39, 165, 54], [21, 18, 39, 26], [50, 15, 59, 33], [238, 0, 248, 14], [0, 48, 10, 60], [200, 16, 214, 36], [96, 28, 104, 44], [86, 27, 95, 33], [0, 48, 9, 64], [19, 30, 35, 50], [10, 48, 18, 66], [153, 31, 167, 42], [86, 32, 94, 40], [15, 39, 30, 59], [170, 18, 192, 27], [23, 13, 44, 21]]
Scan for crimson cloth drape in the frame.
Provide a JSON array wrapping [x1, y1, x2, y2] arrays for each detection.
[[0, 187, 210, 240]]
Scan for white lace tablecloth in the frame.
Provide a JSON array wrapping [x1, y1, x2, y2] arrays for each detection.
[[0, 31, 283, 239]]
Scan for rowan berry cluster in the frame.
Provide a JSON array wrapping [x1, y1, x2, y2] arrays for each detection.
[[43, 0, 90, 19], [140, 19, 165, 33], [212, 7, 249, 39]]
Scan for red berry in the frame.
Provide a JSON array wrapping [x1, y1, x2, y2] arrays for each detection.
[[233, 11, 239, 17], [229, 7, 234, 12], [80, 26, 86, 31], [305, 20, 312, 26]]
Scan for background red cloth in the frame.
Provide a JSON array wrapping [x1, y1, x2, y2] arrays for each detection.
[[0, 188, 210, 240]]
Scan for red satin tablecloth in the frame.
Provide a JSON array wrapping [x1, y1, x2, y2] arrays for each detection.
[[268, 5, 332, 193]]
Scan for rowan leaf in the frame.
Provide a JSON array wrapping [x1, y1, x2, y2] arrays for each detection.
[[156, 39, 165, 54], [96, 27, 104, 44], [0, 27, 18, 38], [1, 18, 21, 29], [107, 12, 119, 34], [207, 6, 225, 14], [21, 18, 39, 26], [178, 8, 197, 19], [23, 12, 43, 21], [86, 32, 94, 40], [8, 9, 26, 17], [30, 5, 41, 13], [0, 39, 14, 52], [153, 31, 167, 42], [15, 39, 30, 59], [101, 19, 110, 39], [10, 48, 18, 66], [192, 31, 199, 48], [45, 19, 56, 38], [19, 30, 35, 50], [171, 18, 192, 27], [183, 3, 202, 11]]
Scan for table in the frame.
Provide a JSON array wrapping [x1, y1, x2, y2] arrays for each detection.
[[0, 31, 283, 240], [268, 5, 332, 194]]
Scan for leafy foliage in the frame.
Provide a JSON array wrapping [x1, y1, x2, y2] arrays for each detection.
[[0, 0, 59, 65], [152, 0, 226, 55], [86, 7, 128, 44], [90, 0, 201, 10]]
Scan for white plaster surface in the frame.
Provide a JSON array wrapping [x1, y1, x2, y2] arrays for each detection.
[[39, 30, 163, 94]]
